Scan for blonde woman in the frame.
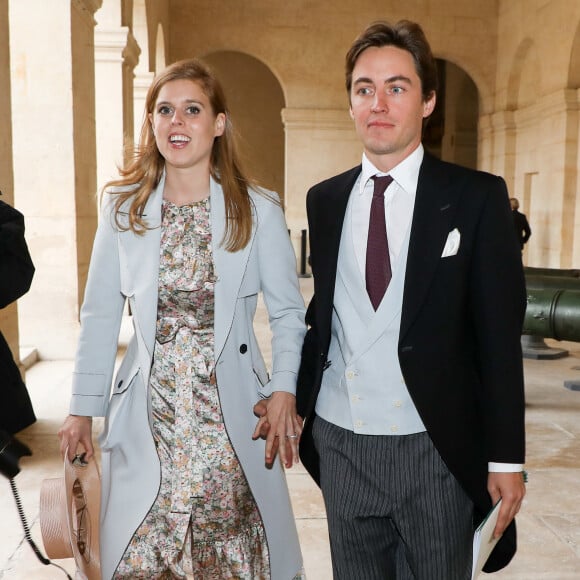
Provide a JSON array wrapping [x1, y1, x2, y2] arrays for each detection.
[[59, 58, 305, 579]]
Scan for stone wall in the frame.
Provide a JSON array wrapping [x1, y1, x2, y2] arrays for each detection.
[[4, 0, 580, 359]]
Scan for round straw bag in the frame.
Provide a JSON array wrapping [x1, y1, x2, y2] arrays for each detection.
[[40, 454, 101, 580]]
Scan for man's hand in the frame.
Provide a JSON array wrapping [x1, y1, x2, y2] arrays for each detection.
[[252, 392, 303, 468], [487, 471, 526, 538]]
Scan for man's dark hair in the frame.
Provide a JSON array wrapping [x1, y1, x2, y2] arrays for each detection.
[[345, 20, 438, 102]]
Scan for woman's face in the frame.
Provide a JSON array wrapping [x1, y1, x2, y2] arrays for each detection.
[[149, 78, 225, 172]]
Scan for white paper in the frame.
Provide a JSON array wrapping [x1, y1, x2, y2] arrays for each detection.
[[472, 499, 503, 580]]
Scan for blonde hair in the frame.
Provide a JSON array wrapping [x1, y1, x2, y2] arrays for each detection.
[[105, 58, 257, 251]]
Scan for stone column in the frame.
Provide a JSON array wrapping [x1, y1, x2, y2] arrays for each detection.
[[95, 25, 140, 193], [133, 70, 155, 144], [282, 108, 360, 263], [0, 0, 25, 372], [482, 109, 517, 192], [10, 0, 102, 359], [514, 89, 580, 268]]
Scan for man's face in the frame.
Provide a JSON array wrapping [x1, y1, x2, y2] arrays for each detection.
[[349, 45, 435, 171]]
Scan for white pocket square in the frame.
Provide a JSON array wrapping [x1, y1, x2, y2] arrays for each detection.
[[441, 228, 461, 257]]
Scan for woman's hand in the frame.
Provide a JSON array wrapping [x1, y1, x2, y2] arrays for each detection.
[[57, 415, 94, 461], [252, 392, 303, 468]]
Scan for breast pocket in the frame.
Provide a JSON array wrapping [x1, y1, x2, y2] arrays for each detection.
[[237, 253, 260, 298]]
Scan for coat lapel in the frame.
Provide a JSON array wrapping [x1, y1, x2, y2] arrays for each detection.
[[118, 175, 251, 365], [212, 177, 253, 361], [400, 154, 459, 340], [118, 175, 164, 360]]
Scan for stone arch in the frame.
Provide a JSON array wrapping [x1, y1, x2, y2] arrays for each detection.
[[424, 59, 479, 169], [506, 37, 538, 111], [203, 51, 286, 200]]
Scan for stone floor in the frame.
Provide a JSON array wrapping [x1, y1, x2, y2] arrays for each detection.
[[1, 277, 580, 579]]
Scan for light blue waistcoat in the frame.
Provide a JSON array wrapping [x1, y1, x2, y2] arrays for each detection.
[[315, 195, 426, 435]]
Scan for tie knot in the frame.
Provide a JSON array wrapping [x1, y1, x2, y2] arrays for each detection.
[[372, 175, 393, 198]]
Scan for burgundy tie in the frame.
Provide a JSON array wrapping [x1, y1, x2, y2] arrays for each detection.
[[366, 175, 393, 310]]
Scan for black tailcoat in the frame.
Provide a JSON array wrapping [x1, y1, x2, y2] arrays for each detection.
[[297, 152, 526, 573]]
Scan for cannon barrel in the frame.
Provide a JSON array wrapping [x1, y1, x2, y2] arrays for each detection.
[[526, 275, 580, 291], [524, 288, 580, 342], [524, 266, 580, 278]]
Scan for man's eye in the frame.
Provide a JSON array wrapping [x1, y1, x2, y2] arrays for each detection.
[[390, 86, 405, 95], [357, 87, 373, 96]]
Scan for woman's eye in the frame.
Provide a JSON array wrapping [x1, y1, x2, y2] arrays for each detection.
[[186, 105, 201, 115], [158, 105, 173, 115]]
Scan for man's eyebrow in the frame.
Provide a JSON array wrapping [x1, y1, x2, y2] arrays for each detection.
[[385, 75, 413, 85], [353, 74, 413, 85], [353, 76, 374, 85]]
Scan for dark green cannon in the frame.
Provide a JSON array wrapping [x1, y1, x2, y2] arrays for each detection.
[[524, 266, 580, 278], [526, 275, 580, 291], [523, 283, 580, 389], [523, 276, 580, 354], [524, 288, 580, 342]]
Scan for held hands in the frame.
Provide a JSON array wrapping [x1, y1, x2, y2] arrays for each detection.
[[57, 415, 94, 462], [252, 392, 303, 469], [487, 471, 527, 538]]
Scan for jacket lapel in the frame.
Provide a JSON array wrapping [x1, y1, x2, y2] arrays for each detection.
[[400, 154, 459, 340], [212, 177, 253, 360], [118, 175, 164, 366]]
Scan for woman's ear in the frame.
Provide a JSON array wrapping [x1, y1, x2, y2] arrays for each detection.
[[215, 113, 226, 136]]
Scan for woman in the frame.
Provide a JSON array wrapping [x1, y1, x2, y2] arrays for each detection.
[[58, 58, 305, 579]]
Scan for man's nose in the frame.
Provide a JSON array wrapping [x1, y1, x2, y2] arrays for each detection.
[[371, 92, 388, 112]]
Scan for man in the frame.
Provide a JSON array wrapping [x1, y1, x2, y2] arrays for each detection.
[[0, 195, 36, 434], [295, 20, 527, 579], [510, 197, 532, 251]]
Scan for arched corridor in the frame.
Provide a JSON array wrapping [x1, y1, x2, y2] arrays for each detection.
[[2, 2, 580, 576]]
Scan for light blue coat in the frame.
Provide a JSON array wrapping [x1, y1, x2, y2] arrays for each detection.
[[70, 174, 306, 579]]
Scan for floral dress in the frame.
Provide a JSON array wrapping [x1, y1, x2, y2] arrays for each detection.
[[114, 198, 270, 579]]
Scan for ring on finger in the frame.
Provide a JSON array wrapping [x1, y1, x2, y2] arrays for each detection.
[[286, 434, 299, 439]]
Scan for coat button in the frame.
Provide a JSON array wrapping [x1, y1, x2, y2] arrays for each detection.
[[117, 380, 123, 389], [239, 344, 248, 354]]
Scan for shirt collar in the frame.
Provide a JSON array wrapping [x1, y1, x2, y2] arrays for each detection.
[[359, 144, 424, 196]]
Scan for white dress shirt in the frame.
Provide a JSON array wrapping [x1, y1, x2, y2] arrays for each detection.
[[352, 147, 423, 279]]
